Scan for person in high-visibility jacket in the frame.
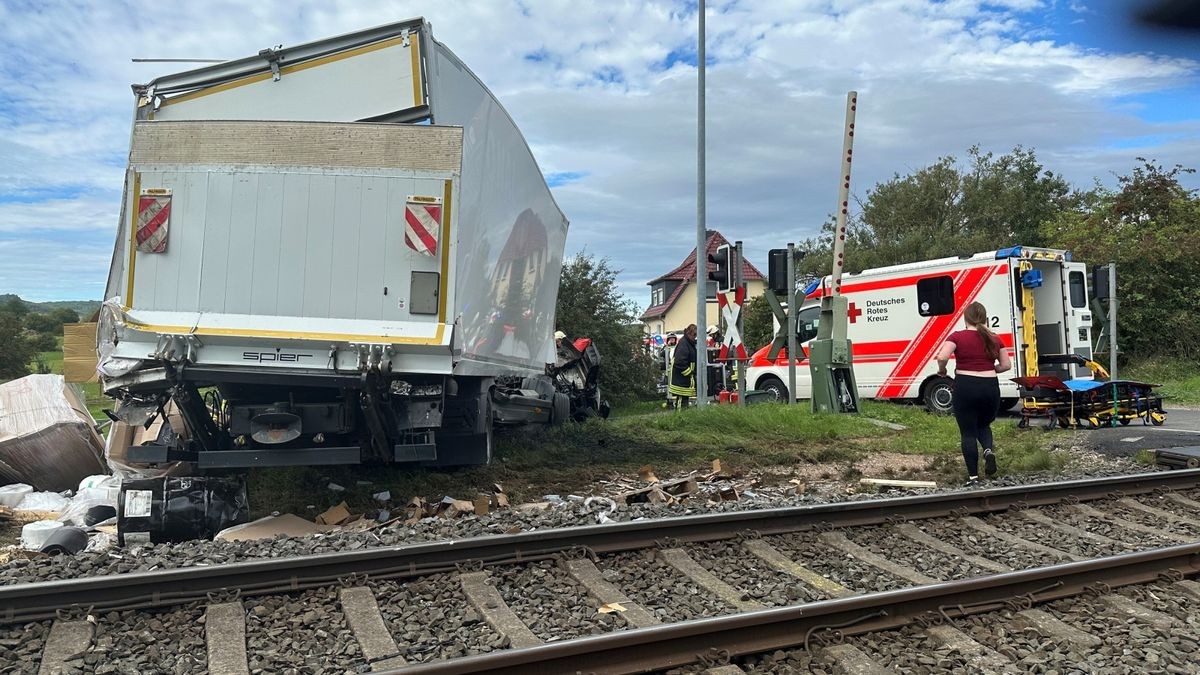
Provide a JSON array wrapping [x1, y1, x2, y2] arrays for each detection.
[[668, 324, 699, 409]]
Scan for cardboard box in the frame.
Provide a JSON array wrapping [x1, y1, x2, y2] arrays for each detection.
[[62, 323, 99, 383]]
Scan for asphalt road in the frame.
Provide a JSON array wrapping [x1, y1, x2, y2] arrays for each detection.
[[1080, 406, 1200, 457]]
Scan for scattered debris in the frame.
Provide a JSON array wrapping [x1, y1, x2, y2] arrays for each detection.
[[21, 520, 64, 550], [39, 527, 89, 555], [327, 482, 346, 492], [315, 502, 356, 526], [597, 602, 627, 614], [584, 496, 617, 524], [216, 514, 333, 542], [372, 490, 391, 502], [0, 484, 32, 508], [15, 491, 70, 513], [638, 465, 659, 483], [858, 478, 938, 490]]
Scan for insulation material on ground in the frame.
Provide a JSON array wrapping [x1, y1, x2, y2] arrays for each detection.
[[0, 375, 107, 491], [61, 322, 98, 383]]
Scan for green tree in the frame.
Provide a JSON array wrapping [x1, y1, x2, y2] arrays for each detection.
[[0, 311, 36, 380], [742, 293, 776, 351], [555, 253, 658, 401], [49, 308, 80, 325], [23, 312, 59, 334], [1, 296, 28, 319], [799, 146, 1072, 278], [1044, 160, 1200, 359]]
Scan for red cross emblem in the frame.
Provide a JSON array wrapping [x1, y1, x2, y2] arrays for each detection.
[[848, 302, 862, 323]]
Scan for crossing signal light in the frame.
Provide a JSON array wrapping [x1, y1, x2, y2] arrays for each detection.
[[708, 244, 732, 293]]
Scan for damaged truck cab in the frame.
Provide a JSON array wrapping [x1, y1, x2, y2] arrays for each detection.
[[100, 19, 599, 469]]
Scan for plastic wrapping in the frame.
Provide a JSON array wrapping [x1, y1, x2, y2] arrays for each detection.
[[96, 300, 142, 379], [16, 491, 71, 513], [21, 520, 63, 550], [57, 487, 118, 527], [117, 476, 249, 545], [0, 484, 33, 507], [0, 375, 108, 491]]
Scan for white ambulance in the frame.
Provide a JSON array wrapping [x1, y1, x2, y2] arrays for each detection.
[[746, 246, 1094, 412]]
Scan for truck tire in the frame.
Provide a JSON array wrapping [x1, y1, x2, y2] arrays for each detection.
[[922, 377, 955, 415], [759, 376, 789, 403]]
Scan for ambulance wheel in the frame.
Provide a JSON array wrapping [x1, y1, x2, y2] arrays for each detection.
[[922, 378, 955, 415], [759, 377, 789, 403]]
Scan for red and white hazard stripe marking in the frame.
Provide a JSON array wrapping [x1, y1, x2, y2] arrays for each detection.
[[136, 194, 171, 254], [717, 286, 748, 361], [404, 200, 442, 256]]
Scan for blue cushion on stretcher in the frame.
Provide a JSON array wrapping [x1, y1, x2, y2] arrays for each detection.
[[1064, 379, 1106, 392]]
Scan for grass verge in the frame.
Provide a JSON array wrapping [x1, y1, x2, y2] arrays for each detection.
[[1124, 358, 1200, 407], [247, 400, 1066, 518]]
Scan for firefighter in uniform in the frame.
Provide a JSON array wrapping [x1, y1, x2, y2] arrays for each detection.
[[668, 324, 699, 409]]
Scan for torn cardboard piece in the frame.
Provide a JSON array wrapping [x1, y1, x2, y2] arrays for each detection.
[[638, 465, 659, 483], [315, 501, 356, 526], [597, 602, 627, 614], [215, 514, 333, 541], [62, 322, 99, 384], [436, 496, 475, 519]]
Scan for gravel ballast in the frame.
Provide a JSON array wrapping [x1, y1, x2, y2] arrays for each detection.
[[0, 620, 51, 674], [684, 539, 824, 605], [244, 586, 366, 674], [597, 549, 733, 623], [843, 525, 995, 581], [373, 574, 503, 661], [983, 511, 1132, 558], [492, 559, 626, 641], [767, 532, 908, 593], [914, 519, 1065, 569], [91, 604, 206, 674], [0, 456, 1157, 586]]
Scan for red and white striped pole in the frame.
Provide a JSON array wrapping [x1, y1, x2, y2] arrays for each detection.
[[830, 91, 857, 296]]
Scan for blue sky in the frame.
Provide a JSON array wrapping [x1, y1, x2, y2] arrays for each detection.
[[0, 0, 1196, 304]]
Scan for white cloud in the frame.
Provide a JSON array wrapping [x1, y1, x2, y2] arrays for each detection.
[[0, 0, 1196, 304]]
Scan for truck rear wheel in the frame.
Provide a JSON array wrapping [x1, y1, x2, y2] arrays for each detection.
[[922, 378, 955, 415], [759, 376, 789, 403]]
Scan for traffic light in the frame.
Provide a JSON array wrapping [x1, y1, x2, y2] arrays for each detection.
[[708, 244, 732, 293], [768, 249, 788, 293]]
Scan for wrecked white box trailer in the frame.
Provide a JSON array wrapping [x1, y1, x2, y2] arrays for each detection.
[[100, 19, 576, 469]]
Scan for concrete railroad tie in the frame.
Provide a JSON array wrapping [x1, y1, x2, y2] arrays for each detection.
[[38, 620, 94, 675], [339, 586, 407, 670], [458, 571, 542, 649], [206, 602, 249, 675]]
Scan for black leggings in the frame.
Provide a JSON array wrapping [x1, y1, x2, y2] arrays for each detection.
[[953, 374, 1000, 477]]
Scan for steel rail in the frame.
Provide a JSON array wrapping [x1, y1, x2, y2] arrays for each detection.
[[389, 543, 1200, 675], [1, 469, 1197, 624]]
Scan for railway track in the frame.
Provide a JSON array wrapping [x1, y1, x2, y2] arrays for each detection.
[[5, 469, 1200, 674]]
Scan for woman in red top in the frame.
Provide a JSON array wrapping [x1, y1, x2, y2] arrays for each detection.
[[935, 302, 1012, 484]]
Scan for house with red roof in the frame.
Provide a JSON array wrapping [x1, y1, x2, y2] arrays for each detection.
[[639, 230, 767, 337]]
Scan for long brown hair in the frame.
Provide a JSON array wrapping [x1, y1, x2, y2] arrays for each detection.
[[963, 302, 1000, 360]]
